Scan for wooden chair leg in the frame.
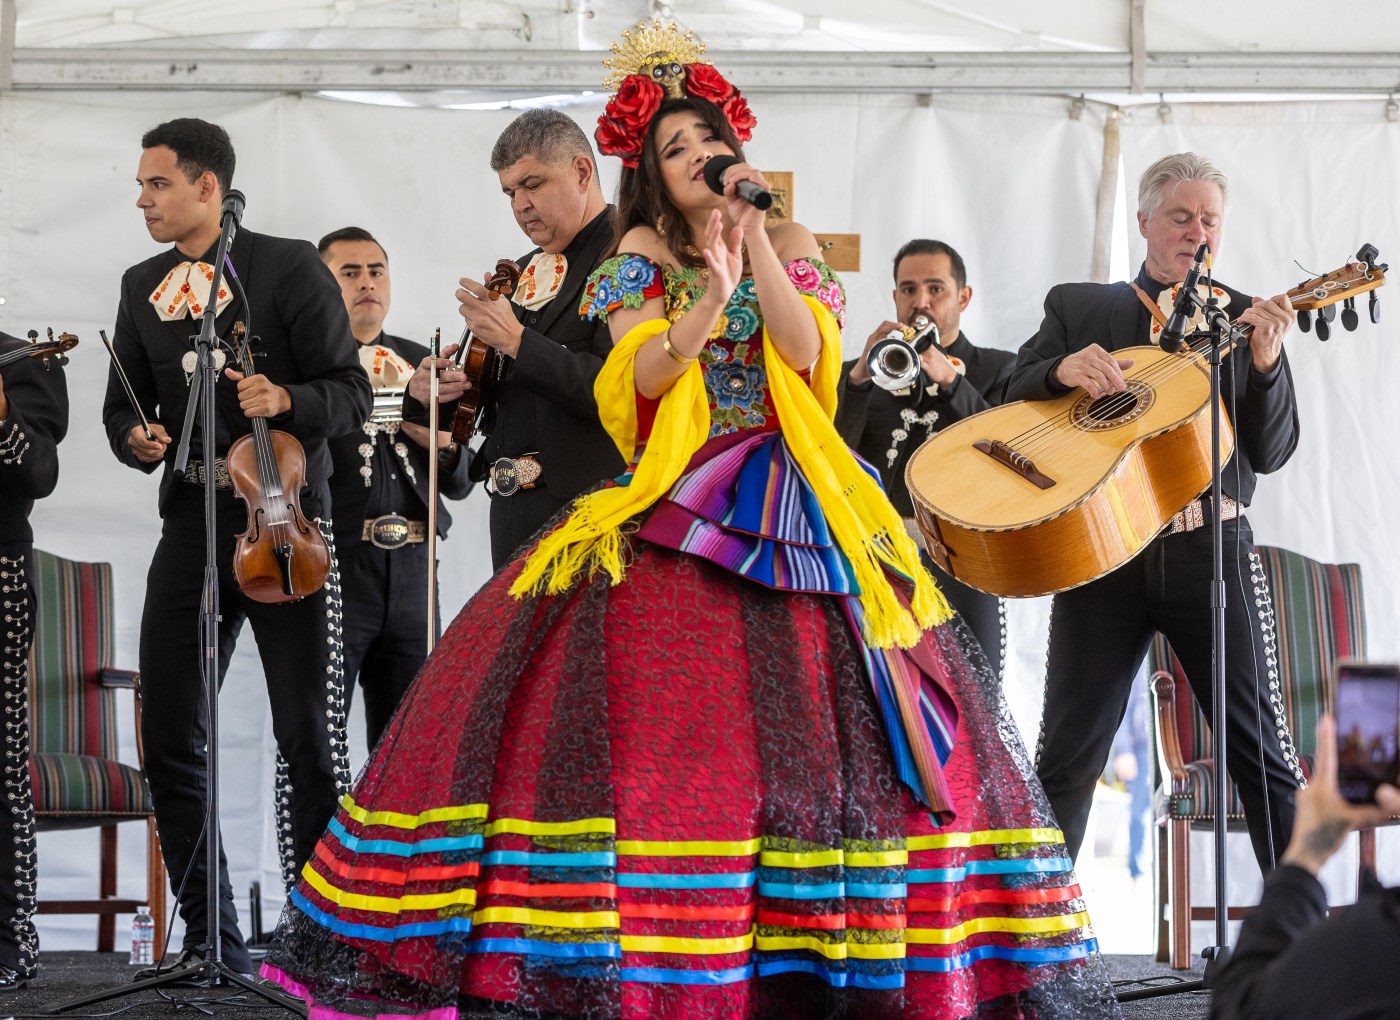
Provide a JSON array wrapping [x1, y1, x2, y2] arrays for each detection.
[[1155, 822, 1170, 962], [98, 825, 118, 952], [1169, 817, 1192, 969], [147, 815, 168, 960]]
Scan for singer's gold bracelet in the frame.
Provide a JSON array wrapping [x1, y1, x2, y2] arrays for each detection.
[[662, 330, 696, 366]]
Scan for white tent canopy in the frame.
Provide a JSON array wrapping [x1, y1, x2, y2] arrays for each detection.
[[2, 0, 1397, 963]]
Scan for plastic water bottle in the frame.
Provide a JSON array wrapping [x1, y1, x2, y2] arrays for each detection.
[[129, 905, 155, 966]]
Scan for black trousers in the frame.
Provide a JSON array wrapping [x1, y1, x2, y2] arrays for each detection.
[[489, 487, 569, 571], [339, 541, 438, 752], [139, 490, 344, 970], [1035, 518, 1300, 871], [927, 559, 1004, 680], [0, 551, 37, 977]]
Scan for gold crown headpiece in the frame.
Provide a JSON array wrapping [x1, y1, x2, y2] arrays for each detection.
[[595, 20, 755, 169], [602, 20, 708, 95]]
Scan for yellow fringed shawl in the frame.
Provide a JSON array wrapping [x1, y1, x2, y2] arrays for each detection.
[[509, 295, 951, 648]]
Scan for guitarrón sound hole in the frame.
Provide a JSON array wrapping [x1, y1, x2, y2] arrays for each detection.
[[1087, 392, 1138, 421]]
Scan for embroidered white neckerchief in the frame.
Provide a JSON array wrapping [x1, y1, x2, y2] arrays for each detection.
[[149, 261, 234, 321], [356, 342, 419, 487], [513, 252, 568, 311]]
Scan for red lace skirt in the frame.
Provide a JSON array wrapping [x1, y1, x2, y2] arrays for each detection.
[[262, 540, 1116, 1019]]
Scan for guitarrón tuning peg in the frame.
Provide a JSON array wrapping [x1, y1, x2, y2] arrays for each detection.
[[1295, 309, 1312, 333], [1370, 290, 1381, 324], [1341, 297, 1359, 331], [1318, 302, 1337, 323], [1315, 314, 1331, 341]]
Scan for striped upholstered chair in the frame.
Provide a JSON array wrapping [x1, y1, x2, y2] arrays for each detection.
[[27, 549, 165, 955], [1147, 544, 1374, 969]]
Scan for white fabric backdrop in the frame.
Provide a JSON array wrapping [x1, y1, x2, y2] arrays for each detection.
[[1118, 99, 1400, 947], [0, 89, 1105, 949]]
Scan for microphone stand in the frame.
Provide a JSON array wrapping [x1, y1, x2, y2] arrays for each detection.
[[1118, 277, 1239, 1002], [48, 203, 304, 1017]]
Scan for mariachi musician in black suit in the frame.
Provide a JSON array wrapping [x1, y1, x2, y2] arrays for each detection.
[[319, 227, 473, 752], [101, 118, 371, 978], [1005, 151, 1302, 873], [406, 109, 626, 570], [0, 330, 69, 989], [836, 239, 1013, 678]]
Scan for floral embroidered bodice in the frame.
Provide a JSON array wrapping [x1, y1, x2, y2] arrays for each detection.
[[584, 254, 846, 437]]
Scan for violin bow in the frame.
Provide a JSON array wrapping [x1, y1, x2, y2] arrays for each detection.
[[100, 329, 155, 442], [426, 327, 441, 656]]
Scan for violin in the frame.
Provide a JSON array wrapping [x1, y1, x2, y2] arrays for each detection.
[[0, 329, 77, 370], [448, 258, 522, 443], [226, 323, 331, 604]]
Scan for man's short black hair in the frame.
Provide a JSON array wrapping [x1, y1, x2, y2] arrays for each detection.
[[892, 239, 967, 289], [317, 226, 386, 261], [140, 118, 235, 195]]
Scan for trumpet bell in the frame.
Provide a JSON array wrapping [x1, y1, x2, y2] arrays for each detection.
[[867, 336, 922, 391]]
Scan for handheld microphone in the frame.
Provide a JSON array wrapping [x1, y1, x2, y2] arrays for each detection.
[[220, 189, 246, 226], [702, 155, 773, 211], [1159, 242, 1209, 353]]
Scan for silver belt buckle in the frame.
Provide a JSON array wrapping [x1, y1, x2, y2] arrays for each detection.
[[368, 513, 411, 550], [490, 458, 522, 497]]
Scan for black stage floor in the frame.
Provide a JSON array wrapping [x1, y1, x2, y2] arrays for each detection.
[[0, 952, 1210, 1019]]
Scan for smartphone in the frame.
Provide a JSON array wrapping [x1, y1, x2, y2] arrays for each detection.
[[1333, 661, 1400, 804]]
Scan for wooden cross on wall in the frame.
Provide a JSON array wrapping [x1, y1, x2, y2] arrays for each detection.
[[763, 171, 861, 272]]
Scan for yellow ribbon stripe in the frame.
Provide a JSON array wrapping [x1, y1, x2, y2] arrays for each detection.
[[906, 828, 1063, 852], [905, 912, 1090, 945], [472, 906, 619, 930], [755, 935, 906, 961], [760, 848, 909, 869], [616, 838, 763, 858], [483, 817, 616, 838], [340, 795, 488, 830], [302, 865, 476, 914], [621, 932, 755, 955]]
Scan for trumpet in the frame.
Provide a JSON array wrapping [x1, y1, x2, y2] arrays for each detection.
[[368, 386, 406, 426], [866, 314, 940, 392]]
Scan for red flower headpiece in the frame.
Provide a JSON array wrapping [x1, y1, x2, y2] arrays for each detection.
[[595, 21, 755, 169]]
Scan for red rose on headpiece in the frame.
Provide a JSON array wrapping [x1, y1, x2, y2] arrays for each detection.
[[722, 93, 756, 143], [683, 63, 734, 104], [596, 74, 664, 167], [612, 74, 663, 128]]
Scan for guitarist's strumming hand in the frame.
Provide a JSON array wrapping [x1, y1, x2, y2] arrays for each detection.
[[1053, 344, 1135, 398], [457, 272, 526, 359], [1237, 293, 1293, 374], [408, 343, 470, 405]]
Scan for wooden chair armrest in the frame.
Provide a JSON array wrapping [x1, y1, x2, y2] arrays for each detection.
[[1150, 669, 1192, 799], [99, 668, 139, 690]]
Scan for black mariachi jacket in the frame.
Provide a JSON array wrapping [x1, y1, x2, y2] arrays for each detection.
[[0, 332, 70, 550], [327, 332, 474, 550], [409, 207, 627, 501], [102, 227, 372, 520]]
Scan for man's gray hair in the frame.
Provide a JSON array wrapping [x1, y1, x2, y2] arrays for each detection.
[[1137, 152, 1229, 219], [490, 109, 596, 172]]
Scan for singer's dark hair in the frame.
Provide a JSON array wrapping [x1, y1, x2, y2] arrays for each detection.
[[612, 97, 745, 268], [141, 118, 235, 196], [892, 239, 967, 289], [317, 226, 387, 262]]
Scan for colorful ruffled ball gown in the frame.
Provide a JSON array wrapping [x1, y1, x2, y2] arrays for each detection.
[[261, 254, 1119, 1019]]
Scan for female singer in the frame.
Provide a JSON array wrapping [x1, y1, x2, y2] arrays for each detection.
[[262, 22, 1117, 1020]]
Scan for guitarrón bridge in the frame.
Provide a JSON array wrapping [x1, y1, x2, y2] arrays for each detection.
[[973, 439, 1057, 490]]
